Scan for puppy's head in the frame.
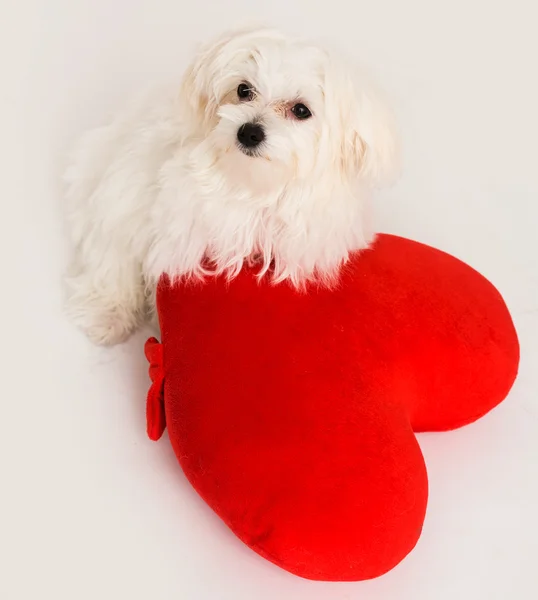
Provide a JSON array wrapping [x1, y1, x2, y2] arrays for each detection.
[[180, 27, 398, 194]]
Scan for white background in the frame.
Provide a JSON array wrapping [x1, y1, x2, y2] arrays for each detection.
[[1, 1, 537, 599]]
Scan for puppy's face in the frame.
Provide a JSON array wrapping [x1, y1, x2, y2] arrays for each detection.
[[181, 28, 398, 194]]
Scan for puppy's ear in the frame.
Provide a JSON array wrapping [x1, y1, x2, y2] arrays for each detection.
[[334, 64, 400, 185], [179, 36, 227, 130]]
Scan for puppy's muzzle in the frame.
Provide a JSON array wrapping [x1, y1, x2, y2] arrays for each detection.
[[237, 123, 265, 149]]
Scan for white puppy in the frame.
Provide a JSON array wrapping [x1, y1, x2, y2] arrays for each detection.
[[64, 27, 399, 345]]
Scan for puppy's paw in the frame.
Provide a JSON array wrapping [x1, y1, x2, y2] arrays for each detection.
[[82, 312, 136, 346], [66, 297, 140, 346]]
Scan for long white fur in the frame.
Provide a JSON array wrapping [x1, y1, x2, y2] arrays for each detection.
[[64, 27, 399, 345]]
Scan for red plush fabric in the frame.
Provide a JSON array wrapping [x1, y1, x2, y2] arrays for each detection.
[[145, 234, 519, 581]]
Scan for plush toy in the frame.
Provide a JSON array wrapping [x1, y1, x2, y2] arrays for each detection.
[[144, 234, 519, 582]]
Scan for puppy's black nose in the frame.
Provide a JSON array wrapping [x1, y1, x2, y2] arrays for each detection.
[[237, 123, 265, 148]]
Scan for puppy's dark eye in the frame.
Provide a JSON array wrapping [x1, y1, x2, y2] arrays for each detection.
[[237, 83, 254, 101], [291, 103, 312, 120]]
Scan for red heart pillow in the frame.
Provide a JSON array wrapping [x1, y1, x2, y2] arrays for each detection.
[[145, 234, 519, 581]]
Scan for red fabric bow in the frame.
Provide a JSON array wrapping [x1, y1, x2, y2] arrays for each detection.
[[144, 337, 166, 441]]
